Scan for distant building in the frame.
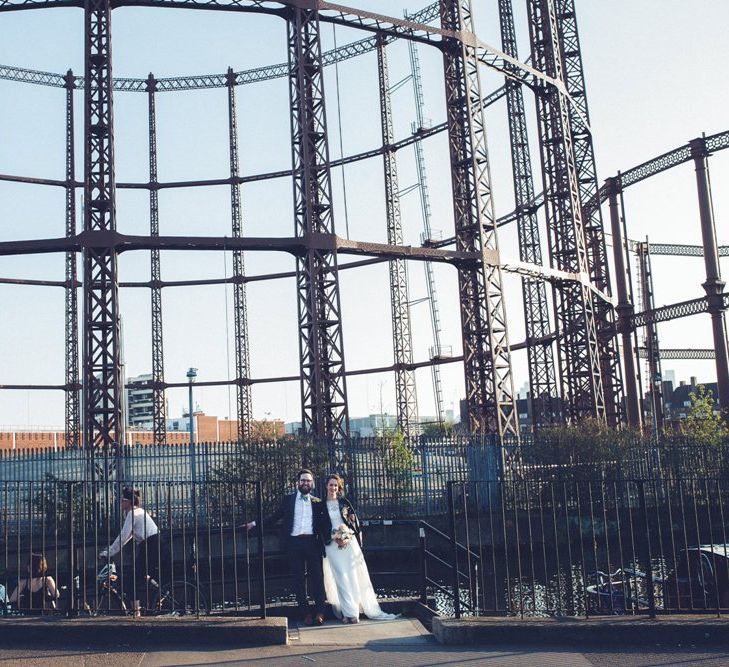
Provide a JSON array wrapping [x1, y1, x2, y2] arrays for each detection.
[[662, 377, 719, 422], [285, 414, 418, 438], [349, 414, 398, 437], [0, 412, 285, 451], [126, 374, 154, 429]]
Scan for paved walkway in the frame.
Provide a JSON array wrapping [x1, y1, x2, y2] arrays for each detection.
[[2, 616, 729, 666]]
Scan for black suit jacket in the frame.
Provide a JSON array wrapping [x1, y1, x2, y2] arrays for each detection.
[[268, 492, 324, 551], [317, 497, 361, 547]]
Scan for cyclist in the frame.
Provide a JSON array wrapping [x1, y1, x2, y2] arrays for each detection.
[[99, 487, 161, 612]]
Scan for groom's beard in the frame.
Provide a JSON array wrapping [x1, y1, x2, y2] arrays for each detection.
[[298, 483, 312, 495]]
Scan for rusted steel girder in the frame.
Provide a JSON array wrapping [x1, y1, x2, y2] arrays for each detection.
[[227, 68, 253, 442], [377, 36, 419, 438], [287, 6, 350, 444], [527, 0, 604, 424], [498, 0, 559, 429], [146, 74, 167, 446], [83, 0, 124, 453], [440, 0, 519, 439], [64, 70, 81, 449]]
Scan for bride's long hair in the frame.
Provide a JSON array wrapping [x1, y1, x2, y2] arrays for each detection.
[[325, 473, 344, 498]]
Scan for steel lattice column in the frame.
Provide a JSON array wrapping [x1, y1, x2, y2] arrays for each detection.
[[691, 137, 729, 418], [555, 0, 623, 425], [227, 68, 253, 442], [635, 241, 662, 430], [498, 0, 559, 429], [606, 178, 641, 427], [377, 36, 419, 438], [83, 0, 123, 452], [287, 7, 350, 442], [64, 70, 81, 449], [146, 74, 167, 445], [440, 0, 519, 438], [406, 34, 446, 427], [527, 0, 605, 422]]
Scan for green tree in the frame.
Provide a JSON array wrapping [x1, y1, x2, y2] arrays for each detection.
[[420, 421, 456, 438], [530, 418, 638, 480], [376, 429, 415, 511], [680, 385, 728, 446]]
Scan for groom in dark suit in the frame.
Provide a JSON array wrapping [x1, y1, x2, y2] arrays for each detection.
[[248, 468, 326, 625]]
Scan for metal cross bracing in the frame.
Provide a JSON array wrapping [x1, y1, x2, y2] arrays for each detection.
[[527, 0, 604, 423], [227, 67, 253, 442], [440, 0, 519, 439], [584, 130, 729, 217], [627, 240, 729, 258], [0, 0, 574, 93], [287, 6, 350, 445], [639, 348, 716, 361], [405, 28, 446, 427], [146, 74, 167, 446], [83, 0, 124, 454], [64, 70, 81, 449], [554, 0, 622, 426], [376, 36, 419, 438], [498, 0, 559, 429], [0, 3, 441, 92], [631, 293, 729, 330]]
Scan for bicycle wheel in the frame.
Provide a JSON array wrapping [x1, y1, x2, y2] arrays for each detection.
[[154, 581, 208, 615], [94, 588, 127, 615]]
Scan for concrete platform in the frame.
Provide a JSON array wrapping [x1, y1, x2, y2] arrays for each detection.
[[433, 614, 729, 646], [293, 616, 431, 646], [0, 615, 288, 647]]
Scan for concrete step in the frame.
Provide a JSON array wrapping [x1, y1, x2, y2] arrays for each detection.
[[292, 616, 432, 646], [434, 615, 729, 646], [0, 615, 288, 647]]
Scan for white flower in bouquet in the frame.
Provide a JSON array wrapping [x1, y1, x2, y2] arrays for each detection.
[[332, 523, 355, 549]]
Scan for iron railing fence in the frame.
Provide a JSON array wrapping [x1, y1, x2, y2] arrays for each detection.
[[0, 436, 501, 517], [0, 480, 266, 617], [4, 475, 729, 619], [439, 478, 729, 619], [1, 435, 728, 518]]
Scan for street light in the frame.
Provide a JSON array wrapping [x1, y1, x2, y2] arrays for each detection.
[[186, 367, 200, 606], [187, 367, 198, 484]]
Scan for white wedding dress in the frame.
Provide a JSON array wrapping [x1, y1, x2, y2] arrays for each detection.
[[322, 500, 398, 621]]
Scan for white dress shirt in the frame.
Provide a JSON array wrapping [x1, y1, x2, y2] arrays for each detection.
[[291, 492, 314, 536], [102, 508, 159, 558]]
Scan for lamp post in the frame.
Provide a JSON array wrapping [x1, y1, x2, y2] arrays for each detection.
[[187, 367, 198, 484], [186, 367, 200, 607]]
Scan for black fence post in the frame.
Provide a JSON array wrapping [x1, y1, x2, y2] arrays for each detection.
[[256, 481, 266, 619], [447, 481, 461, 618], [418, 523, 427, 605], [638, 481, 656, 618], [66, 482, 76, 615]]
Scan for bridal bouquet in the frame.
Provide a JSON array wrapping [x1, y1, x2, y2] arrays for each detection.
[[332, 523, 355, 549]]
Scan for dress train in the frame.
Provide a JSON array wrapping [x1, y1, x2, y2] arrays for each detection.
[[322, 537, 398, 621]]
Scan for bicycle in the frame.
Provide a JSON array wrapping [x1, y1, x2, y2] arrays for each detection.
[[89, 560, 208, 615]]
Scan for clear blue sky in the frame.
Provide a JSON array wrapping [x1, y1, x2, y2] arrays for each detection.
[[0, 1, 727, 428]]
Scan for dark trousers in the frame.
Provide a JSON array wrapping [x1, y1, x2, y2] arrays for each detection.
[[121, 533, 162, 609], [288, 535, 325, 615]]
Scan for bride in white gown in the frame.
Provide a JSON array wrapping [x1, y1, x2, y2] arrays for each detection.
[[319, 474, 398, 623]]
